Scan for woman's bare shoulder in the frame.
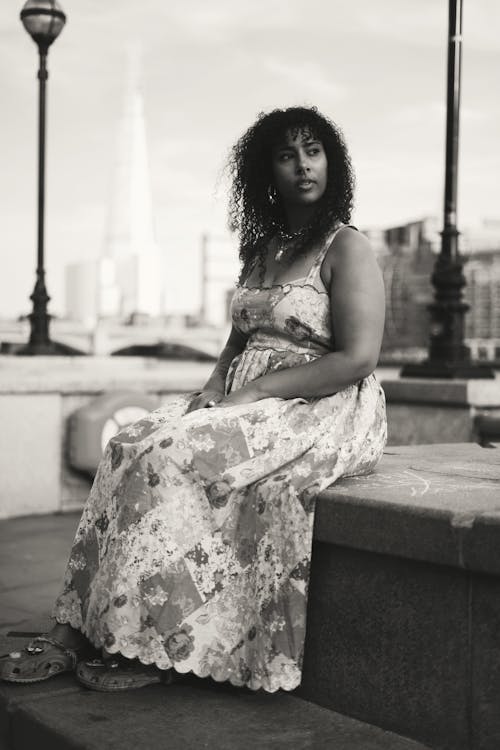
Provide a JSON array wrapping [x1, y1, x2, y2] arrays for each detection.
[[331, 225, 372, 259], [320, 226, 375, 287]]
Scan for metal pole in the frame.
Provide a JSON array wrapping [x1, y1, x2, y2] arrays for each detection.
[[20, 45, 55, 354], [443, 0, 462, 249], [402, 0, 493, 378], [428, 0, 468, 365]]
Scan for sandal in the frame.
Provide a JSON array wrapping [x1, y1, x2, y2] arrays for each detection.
[[76, 655, 174, 692], [0, 636, 84, 684]]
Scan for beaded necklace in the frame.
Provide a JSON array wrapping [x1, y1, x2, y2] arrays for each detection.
[[253, 230, 309, 286], [274, 227, 308, 263]]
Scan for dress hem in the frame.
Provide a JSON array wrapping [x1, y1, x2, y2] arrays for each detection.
[[52, 615, 301, 695]]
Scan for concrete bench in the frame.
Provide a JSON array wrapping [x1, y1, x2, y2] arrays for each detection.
[[302, 442, 500, 750]]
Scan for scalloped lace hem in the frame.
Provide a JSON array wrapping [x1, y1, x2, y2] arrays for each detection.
[[53, 614, 301, 694]]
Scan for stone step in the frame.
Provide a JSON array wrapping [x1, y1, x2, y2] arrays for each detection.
[[0, 637, 430, 750]]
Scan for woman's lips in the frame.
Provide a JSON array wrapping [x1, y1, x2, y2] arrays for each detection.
[[297, 180, 315, 190]]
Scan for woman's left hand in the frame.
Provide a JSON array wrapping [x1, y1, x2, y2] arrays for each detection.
[[214, 385, 262, 408]]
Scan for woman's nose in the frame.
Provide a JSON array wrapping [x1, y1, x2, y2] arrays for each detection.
[[296, 155, 310, 173]]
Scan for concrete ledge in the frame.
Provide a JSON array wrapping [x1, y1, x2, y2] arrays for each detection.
[[381, 378, 500, 407], [0, 635, 430, 750], [303, 443, 500, 750], [316, 442, 500, 575], [0, 357, 214, 395], [381, 377, 500, 445]]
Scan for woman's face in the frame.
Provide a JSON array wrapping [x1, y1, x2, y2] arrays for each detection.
[[271, 128, 328, 208]]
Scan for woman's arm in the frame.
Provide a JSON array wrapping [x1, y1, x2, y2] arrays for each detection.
[[186, 325, 249, 412], [219, 229, 385, 405], [204, 325, 249, 392]]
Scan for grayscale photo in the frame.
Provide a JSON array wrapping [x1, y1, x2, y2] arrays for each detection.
[[0, 1, 499, 748]]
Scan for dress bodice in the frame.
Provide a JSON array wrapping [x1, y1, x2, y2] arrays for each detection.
[[226, 225, 343, 394]]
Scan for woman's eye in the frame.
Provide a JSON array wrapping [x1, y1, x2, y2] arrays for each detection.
[[307, 148, 320, 156]]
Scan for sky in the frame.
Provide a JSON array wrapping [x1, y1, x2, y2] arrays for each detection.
[[1, 0, 499, 318]]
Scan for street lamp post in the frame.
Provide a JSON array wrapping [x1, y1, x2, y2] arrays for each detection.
[[18, 0, 66, 355], [402, 0, 494, 378]]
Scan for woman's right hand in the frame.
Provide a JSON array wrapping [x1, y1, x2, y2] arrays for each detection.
[[186, 389, 225, 414]]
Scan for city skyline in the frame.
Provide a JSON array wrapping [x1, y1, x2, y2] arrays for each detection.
[[1, 0, 499, 319]]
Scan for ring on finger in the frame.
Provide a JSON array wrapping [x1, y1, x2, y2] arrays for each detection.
[[207, 400, 217, 408]]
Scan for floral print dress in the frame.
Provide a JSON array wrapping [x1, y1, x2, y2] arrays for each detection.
[[53, 225, 387, 693]]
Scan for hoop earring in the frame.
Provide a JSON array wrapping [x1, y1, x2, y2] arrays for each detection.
[[267, 185, 278, 205]]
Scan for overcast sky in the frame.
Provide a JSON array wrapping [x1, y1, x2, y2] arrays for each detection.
[[1, 0, 499, 318]]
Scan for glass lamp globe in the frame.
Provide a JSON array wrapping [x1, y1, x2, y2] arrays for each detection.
[[20, 0, 66, 48]]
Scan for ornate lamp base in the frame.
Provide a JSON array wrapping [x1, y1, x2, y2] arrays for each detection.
[[13, 341, 85, 356]]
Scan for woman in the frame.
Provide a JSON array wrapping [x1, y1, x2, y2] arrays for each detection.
[[0, 106, 386, 693]]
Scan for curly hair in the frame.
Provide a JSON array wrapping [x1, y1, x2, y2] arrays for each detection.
[[226, 106, 355, 281]]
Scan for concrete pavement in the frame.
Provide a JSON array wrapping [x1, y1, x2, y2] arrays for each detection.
[[0, 513, 78, 638]]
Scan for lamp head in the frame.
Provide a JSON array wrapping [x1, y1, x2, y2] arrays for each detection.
[[20, 0, 66, 50]]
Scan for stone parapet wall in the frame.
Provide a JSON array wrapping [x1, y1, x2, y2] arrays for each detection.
[[382, 376, 500, 445], [0, 357, 214, 519]]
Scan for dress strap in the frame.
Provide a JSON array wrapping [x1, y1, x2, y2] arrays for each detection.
[[304, 222, 346, 285]]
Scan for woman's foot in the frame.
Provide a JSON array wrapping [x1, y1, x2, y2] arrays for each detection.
[[49, 623, 88, 651], [76, 651, 173, 692], [0, 624, 91, 684]]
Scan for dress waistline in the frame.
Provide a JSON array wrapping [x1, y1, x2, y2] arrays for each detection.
[[246, 331, 330, 358]]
